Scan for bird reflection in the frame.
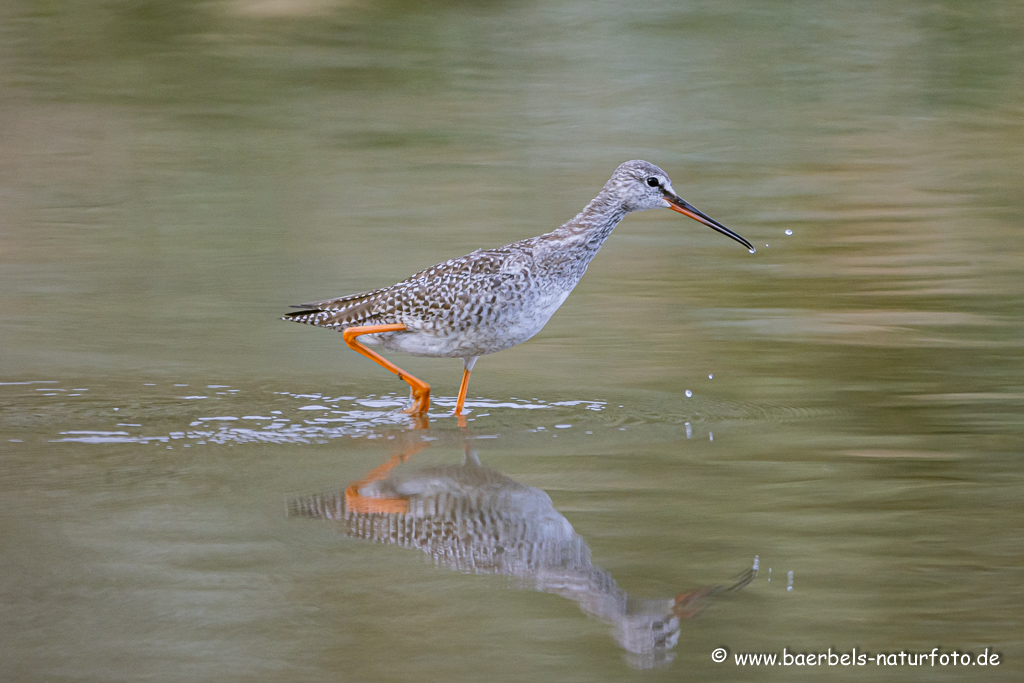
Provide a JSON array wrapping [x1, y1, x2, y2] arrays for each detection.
[[289, 438, 755, 668]]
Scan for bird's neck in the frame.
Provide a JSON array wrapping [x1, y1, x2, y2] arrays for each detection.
[[550, 191, 628, 253], [523, 192, 629, 286], [520, 189, 630, 288]]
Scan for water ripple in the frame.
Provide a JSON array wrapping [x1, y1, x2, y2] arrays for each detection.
[[1, 381, 836, 448]]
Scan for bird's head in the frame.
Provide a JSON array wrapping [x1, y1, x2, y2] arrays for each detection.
[[607, 160, 754, 252]]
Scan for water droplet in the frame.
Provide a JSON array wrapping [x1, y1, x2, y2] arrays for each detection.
[[784, 229, 793, 235], [765, 243, 770, 247], [708, 374, 713, 379], [685, 389, 692, 397], [748, 248, 756, 254], [709, 431, 714, 441]]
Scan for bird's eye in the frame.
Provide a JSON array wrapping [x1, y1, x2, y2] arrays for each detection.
[[646, 177, 660, 188]]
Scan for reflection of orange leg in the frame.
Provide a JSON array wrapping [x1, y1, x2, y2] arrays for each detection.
[[672, 565, 757, 619], [342, 323, 430, 414], [344, 455, 410, 514], [672, 586, 715, 620], [344, 439, 427, 515], [453, 356, 478, 417]]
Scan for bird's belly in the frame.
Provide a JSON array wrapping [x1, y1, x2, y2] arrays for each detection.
[[371, 288, 573, 359], [377, 329, 480, 358]]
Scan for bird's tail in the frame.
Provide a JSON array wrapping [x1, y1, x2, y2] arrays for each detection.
[[280, 290, 379, 329]]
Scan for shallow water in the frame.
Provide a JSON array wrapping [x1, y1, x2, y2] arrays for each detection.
[[2, 1, 1023, 680]]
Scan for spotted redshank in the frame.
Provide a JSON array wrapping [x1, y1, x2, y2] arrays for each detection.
[[283, 160, 753, 416]]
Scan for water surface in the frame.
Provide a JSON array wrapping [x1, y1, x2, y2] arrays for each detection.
[[2, 1, 1023, 680]]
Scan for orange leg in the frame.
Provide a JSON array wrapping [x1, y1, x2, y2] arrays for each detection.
[[453, 356, 478, 417], [454, 368, 471, 416], [342, 323, 430, 414]]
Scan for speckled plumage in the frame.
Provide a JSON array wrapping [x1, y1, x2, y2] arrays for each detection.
[[282, 160, 753, 413]]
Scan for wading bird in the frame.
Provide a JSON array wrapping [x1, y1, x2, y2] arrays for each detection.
[[282, 160, 753, 416]]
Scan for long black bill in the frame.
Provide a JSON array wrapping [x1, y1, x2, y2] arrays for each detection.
[[664, 193, 755, 253]]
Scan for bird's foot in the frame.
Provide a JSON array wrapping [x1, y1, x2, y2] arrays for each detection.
[[401, 387, 431, 416]]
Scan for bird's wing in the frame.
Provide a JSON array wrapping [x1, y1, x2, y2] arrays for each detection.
[[404, 246, 529, 281], [281, 245, 534, 330]]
